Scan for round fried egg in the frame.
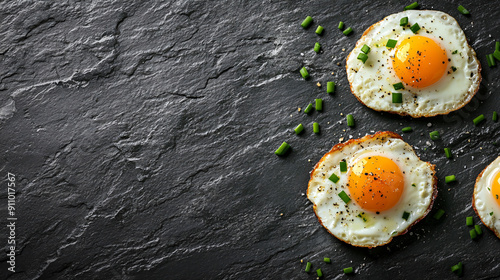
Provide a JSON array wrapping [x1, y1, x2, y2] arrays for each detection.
[[346, 10, 481, 117], [473, 155, 500, 238], [307, 132, 437, 247]]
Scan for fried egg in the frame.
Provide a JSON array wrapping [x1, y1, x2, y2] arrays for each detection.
[[473, 155, 500, 238], [346, 10, 481, 117], [307, 132, 437, 247]]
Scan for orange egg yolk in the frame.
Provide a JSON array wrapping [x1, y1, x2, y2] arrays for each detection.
[[491, 172, 500, 207], [347, 156, 404, 213], [392, 35, 448, 89]]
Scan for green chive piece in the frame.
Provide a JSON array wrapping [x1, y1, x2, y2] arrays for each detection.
[[400, 17, 409, 26], [402, 127, 412, 133], [451, 66, 457, 72], [402, 211, 410, 220], [392, 92, 403, 103], [493, 111, 498, 122], [466, 216, 473, 226], [475, 225, 482, 235], [496, 42, 500, 52], [487, 54, 496, 67], [324, 257, 331, 263], [452, 50, 458, 54], [493, 50, 500, 61], [451, 262, 463, 275], [301, 16, 313, 28], [357, 53, 368, 63], [444, 148, 452, 159], [386, 39, 397, 48], [313, 122, 320, 134], [445, 175, 456, 184], [470, 228, 477, 239], [329, 173, 340, 183], [343, 267, 354, 274], [361, 44, 371, 54], [315, 98, 323, 111], [305, 262, 312, 272], [433, 209, 445, 220], [304, 103, 314, 114], [275, 142, 290, 156], [410, 23, 420, 33], [457, 5, 470, 15], [316, 25, 324, 35], [314, 42, 321, 53], [300, 67, 309, 79], [294, 124, 304, 135], [338, 21, 344, 30], [316, 268, 323, 277], [393, 82, 405, 90], [340, 161, 347, 172], [346, 114, 355, 127], [404, 2, 419, 10], [338, 190, 351, 203], [327, 81, 335, 94], [343, 27, 353, 36], [429, 131, 440, 140], [473, 114, 485, 126]]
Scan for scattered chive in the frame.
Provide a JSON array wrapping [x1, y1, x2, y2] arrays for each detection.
[[304, 103, 314, 114], [340, 161, 347, 172], [393, 82, 404, 90], [402, 211, 410, 220], [301, 16, 313, 28], [324, 257, 331, 263], [392, 92, 403, 103], [338, 21, 344, 30], [275, 142, 290, 156], [444, 148, 452, 159], [357, 53, 368, 64], [493, 111, 498, 122], [313, 122, 320, 134], [400, 17, 408, 26], [410, 23, 420, 33], [433, 209, 445, 220], [404, 2, 419, 10], [473, 114, 485, 126], [429, 131, 440, 140], [457, 5, 470, 15], [493, 50, 500, 61], [466, 216, 473, 226], [497, 42, 500, 52], [452, 50, 458, 54], [338, 190, 351, 203], [305, 262, 312, 272], [327, 81, 335, 94], [451, 66, 457, 72], [402, 126, 412, 133], [316, 25, 324, 35], [316, 269, 323, 277], [475, 225, 482, 235], [361, 44, 371, 54], [343, 267, 354, 274], [343, 27, 353, 36], [470, 228, 477, 239], [445, 175, 456, 184], [487, 54, 496, 67], [315, 98, 323, 111], [451, 262, 463, 275], [386, 39, 397, 48], [329, 173, 340, 183], [294, 123, 304, 135], [491, 212, 494, 216], [314, 42, 321, 53], [300, 67, 309, 79], [346, 114, 355, 127]]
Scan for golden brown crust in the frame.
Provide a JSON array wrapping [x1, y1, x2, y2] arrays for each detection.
[[307, 131, 438, 248], [472, 161, 500, 239]]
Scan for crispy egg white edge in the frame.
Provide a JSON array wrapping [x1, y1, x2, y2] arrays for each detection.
[[473, 155, 500, 239]]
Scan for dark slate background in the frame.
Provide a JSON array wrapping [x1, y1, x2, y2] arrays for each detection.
[[0, 0, 499, 279]]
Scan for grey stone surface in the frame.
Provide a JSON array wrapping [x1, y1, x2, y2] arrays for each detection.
[[0, 0, 499, 279]]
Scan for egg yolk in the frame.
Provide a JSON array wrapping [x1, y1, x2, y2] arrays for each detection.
[[347, 156, 404, 213], [491, 172, 500, 207], [392, 35, 448, 89]]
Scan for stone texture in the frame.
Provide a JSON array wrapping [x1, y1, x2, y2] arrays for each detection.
[[0, 0, 499, 279]]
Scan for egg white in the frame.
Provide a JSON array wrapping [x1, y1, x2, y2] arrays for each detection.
[[473, 155, 500, 238]]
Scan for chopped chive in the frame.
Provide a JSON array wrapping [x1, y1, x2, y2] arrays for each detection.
[[493, 50, 500, 61], [473, 114, 485, 125], [294, 123, 304, 135], [412, 183, 416, 187], [316, 25, 324, 35], [400, 17, 409, 26], [452, 50, 458, 54], [357, 53, 368, 63], [493, 111, 498, 122], [275, 142, 290, 156], [392, 92, 403, 103], [301, 16, 313, 28], [338, 21, 344, 30], [402, 126, 412, 133], [343, 27, 353, 36], [314, 42, 321, 53], [466, 216, 473, 226], [361, 44, 371, 54], [329, 173, 340, 183], [343, 267, 354, 274], [496, 42, 500, 52], [445, 175, 456, 184], [429, 131, 440, 140], [300, 67, 309, 79], [491, 212, 494, 216], [304, 103, 314, 114], [386, 39, 397, 48], [487, 54, 496, 67], [404, 2, 419, 10], [313, 122, 320, 134], [402, 211, 410, 220], [324, 257, 331, 263], [338, 190, 351, 203], [451, 262, 463, 275], [444, 148, 452, 159], [315, 98, 323, 111], [410, 23, 420, 34], [457, 5, 470, 15], [475, 225, 482, 235], [346, 114, 355, 127], [433, 209, 445, 220], [470, 228, 477, 239], [316, 268, 323, 277], [451, 66, 457, 72], [305, 261, 312, 272], [327, 81, 335, 94], [340, 161, 347, 172], [393, 82, 404, 90]]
